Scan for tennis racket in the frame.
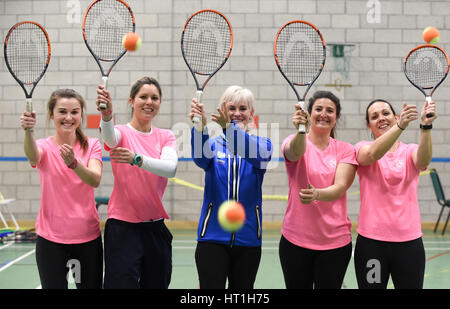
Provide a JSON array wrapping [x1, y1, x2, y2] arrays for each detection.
[[3, 21, 51, 120], [274, 21, 326, 133], [403, 44, 449, 118], [181, 9, 233, 124], [82, 0, 135, 109]]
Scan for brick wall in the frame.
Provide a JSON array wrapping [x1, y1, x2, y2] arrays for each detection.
[[1, 0, 449, 224]]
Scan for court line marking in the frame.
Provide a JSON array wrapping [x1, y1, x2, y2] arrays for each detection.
[[0, 249, 35, 273], [0, 243, 14, 251]]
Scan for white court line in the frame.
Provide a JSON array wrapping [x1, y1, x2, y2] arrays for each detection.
[[0, 249, 35, 273], [0, 243, 14, 251], [172, 246, 450, 251], [172, 240, 450, 244]]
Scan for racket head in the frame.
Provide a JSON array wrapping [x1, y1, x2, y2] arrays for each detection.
[[274, 20, 326, 101], [82, 0, 135, 75], [181, 9, 233, 90], [3, 21, 51, 98], [403, 44, 450, 97]]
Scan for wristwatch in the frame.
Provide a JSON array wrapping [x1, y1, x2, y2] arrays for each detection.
[[131, 153, 143, 166], [420, 124, 433, 130]]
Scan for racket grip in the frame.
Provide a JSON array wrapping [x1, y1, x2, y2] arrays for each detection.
[[425, 96, 434, 118], [298, 101, 306, 133], [298, 124, 306, 133], [192, 90, 203, 124], [99, 76, 109, 110], [26, 98, 32, 113], [25, 98, 34, 133]]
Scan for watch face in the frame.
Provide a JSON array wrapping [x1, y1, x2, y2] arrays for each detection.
[[135, 155, 142, 164]]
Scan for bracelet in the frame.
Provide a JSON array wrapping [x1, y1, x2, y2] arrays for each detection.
[[68, 158, 78, 169], [397, 122, 405, 130], [420, 124, 432, 130]]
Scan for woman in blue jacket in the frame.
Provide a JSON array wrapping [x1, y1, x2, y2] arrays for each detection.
[[190, 85, 273, 289]]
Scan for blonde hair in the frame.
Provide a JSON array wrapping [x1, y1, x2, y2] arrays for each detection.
[[219, 85, 255, 117]]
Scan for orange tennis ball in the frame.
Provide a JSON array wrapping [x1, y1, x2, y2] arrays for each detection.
[[218, 201, 246, 232], [423, 26, 440, 44], [122, 32, 142, 51]]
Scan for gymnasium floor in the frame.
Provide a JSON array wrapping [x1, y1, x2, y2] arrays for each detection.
[[0, 229, 448, 289]]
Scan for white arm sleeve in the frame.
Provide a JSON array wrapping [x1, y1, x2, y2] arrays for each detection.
[[100, 118, 121, 148], [141, 146, 178, 178]]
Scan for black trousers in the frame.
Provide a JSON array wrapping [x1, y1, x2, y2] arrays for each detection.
[[195, 241, 262, 289], [278, 235, 352, 289], [35, 235, 103, 289], [103, 218, 172, 289], [354, 234, 425, 289]]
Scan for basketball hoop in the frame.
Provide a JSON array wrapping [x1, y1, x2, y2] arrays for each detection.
[[327, 43, 356, 79]]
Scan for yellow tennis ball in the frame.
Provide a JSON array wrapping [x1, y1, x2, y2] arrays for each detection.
[[423, 26, 440, 44], [122, 32, 142, 51], [218, 200, 246, 232]]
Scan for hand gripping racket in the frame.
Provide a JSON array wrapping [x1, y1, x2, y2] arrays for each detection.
[[403, 44, 449, 118], [181, 9, 233, 124], [274, 21, 326, 133], [82, 0, 135, 109], [4, 21, 51, 125]]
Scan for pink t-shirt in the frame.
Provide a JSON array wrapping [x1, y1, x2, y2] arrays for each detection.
[[104, 124, 177, 223], [281, 134, 357, 250], [355, 141, 423, 242], [35, 137, 102, 244]]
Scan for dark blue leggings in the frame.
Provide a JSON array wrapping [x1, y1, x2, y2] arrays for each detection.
[[354, 234, 425, 289], [103, 218, 172, 289]]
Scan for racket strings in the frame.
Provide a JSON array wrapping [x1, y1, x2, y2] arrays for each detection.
[[405, 47, 448, 89], [183, 11, 232, 74], [84, 0, 134, 61], [276, 23, 324, 85], [5, 23, 49, 84]]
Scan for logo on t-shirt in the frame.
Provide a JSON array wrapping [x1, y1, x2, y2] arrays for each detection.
[[328, 159, 337, 169], [391, 158, 405, 170]]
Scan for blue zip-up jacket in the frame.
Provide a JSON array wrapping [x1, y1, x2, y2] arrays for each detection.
[[191, 122, 273, 246]]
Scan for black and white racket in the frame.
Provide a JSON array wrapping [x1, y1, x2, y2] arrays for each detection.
[[4, 21, 51, 119], [82, 0, 135, 109], [404, 44, 449, 118], [274, 20, 326, 133], [181, 9, 233, 123]]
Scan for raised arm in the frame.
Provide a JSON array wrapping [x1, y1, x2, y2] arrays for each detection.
[[97, 85, 121, 148], [357, 103, 417, 166], [283, 104, 308, 162], [21, 111, 41, 166], [413, 100, 437, 170]]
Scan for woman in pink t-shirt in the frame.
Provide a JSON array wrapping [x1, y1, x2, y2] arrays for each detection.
[[354, 99, 436, 289], [20, 89, 103, 289], [96, 77, 178, 289], [280, 91, 357, 289]]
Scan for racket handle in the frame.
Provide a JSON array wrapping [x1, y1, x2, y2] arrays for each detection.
[[25, 98, 34, 133], [298, 101, 306, 134], [26, 98, 32, 113], [99, 76, 109, 110], [192, 90, 203, 124], [425, 96, 434, 118]]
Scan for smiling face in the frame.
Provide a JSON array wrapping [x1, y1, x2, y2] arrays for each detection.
[[129, 83, 161, 121], [225, 100, 253, 130], [50, 97, 82, 134], [366, 101, 397, 138], [309, 98, 338, 134]]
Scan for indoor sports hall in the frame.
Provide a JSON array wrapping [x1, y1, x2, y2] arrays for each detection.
[[0, 0, 449, 290]]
